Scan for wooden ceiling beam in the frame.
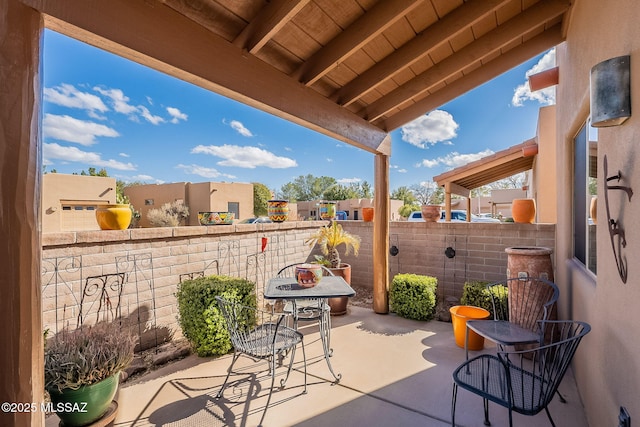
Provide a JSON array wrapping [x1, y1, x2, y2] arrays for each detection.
[[233, 0, 310, 54], [379, 24, 564, 131], [27, 0, 391, 154], [333, 0, 511, 107], [293, 0, 422, 86], [364, 0, 570, 122]]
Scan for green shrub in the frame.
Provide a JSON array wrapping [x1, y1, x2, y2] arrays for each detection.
[[389, 274, 437, 321], [176, 275, 256, 357], [460, 280, 507, 318]]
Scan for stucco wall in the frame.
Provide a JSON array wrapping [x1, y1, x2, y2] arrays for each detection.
[[555, 1, 640, 425]]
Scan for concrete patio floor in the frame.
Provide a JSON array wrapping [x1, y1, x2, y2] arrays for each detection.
[[49, 306, 589, 426]]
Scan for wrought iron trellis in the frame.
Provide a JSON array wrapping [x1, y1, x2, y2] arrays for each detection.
[[41, 255, 82, 333], [115, 253, 158, 351], [78, 273, 126, 326]]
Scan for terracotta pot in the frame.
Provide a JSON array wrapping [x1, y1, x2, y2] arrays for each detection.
[[362, 207, 374, 222], [95, 204, 132, 230], [505, 246, 554, 282], [328, 263, 351, 315], [590, 196, 597, 224], [421, 205, 441, 222], [267, 199, 289, 222], [511, 198, 536, 223]]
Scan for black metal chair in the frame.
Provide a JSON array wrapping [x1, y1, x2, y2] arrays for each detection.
[[215, 296, 307, 427], [464, 277, 560, 363], [452, 320, 590, 427]]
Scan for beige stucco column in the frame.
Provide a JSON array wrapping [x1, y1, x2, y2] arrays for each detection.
[[373, 153, 389, 313], [0, 1, 44, 426]]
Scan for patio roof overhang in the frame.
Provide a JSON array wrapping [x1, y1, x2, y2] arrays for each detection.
[[433, 138, 538, 198]]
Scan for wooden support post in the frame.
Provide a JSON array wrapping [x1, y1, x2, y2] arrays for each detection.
[[373, 151, 390, 314]]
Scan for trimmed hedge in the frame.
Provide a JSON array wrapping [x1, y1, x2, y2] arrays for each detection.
[[460, 280, 507, 318], [389, 274, 438, 321], [176, 275, 256, 357]]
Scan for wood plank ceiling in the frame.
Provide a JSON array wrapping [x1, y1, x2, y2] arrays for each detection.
[[29, 0, 572, 155]]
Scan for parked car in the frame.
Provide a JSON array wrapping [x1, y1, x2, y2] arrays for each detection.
[[407, 211, 423, 221], [238, 216, 273, 224], [440, 210, 500, 223]]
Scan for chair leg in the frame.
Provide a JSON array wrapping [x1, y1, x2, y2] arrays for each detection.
[[483, 398, 491, 426], [545, 406, 556, 427], [300, 339, 307, 394], [556, 389, 567, 403], [280, 344, 297, 388], [451, 383, 458, 426], [217, 351, 240, 398]]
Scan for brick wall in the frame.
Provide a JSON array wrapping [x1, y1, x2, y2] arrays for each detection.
[[339, 221, 556, 302], [42, 220, 555, 344]]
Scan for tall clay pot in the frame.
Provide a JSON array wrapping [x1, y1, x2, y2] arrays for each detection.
[[328, 263, 351, 315], [421, 205, 441, 222], [95, 204, 132, 230], [362, 207, 374, 222], [505, 246, 554, 282], [511, 198, 536, 223], [267, 199, 289, 222]]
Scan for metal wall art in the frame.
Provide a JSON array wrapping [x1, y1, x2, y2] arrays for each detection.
[[603, 155, 633, 283]]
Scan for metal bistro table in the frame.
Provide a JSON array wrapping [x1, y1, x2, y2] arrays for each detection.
[[264, 275, 355, 382]]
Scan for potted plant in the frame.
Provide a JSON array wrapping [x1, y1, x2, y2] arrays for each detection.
[[44, 322, 136, 426], [305, 221, 361, 314]]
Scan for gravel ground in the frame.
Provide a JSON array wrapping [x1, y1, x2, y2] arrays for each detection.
[[349, 284, 374, 308]]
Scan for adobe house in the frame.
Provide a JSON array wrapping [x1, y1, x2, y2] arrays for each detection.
[[1, 1, 638, 426]]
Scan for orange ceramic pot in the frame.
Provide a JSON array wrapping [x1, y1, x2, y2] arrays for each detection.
[[511, 198, 536, 223], [96, 204, 132, 230], [362, 207, 374, 222]]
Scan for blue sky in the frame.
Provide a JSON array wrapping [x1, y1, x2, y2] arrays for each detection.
[[42, 30, 556, 194]]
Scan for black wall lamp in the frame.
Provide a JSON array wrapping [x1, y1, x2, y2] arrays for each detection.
[[590, 55, 631, 127]]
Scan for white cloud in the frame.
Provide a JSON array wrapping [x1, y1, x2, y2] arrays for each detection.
[[512, 48, 556, 107], [176, 164, 237, 179], [138, 106, 165, 125], [419, 149, 495, 169], [93, 87, 138, 115], [337, 177, 361, 184], [228, 120, 254, 137], [398, 168, 407, 173], [43, 143, 136, 171], [119, 152, 130, 158], [44, 84, 109, 115], [43, 114, 119, 145], [401, 110, 459, 148], [167, 107, 188, 124], [191, 144, 298, 169]]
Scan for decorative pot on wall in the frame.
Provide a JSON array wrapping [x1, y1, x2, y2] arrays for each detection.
[[511, 198, 536, 223], [319, 201, 337, 220], [362, 207, 374, 222], [421, 205, 441, 222], [590, 196, 597, 224], [95, 204, 132, 230], [267, 199, 289, 222]]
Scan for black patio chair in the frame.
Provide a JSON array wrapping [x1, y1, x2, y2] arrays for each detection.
[[215, 296, 307, 427], [451, 320, 590, 427]]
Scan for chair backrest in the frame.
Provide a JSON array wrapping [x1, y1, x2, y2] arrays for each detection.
[[488, 278, 559, 332], [499, 320, 590, 413], [276, 263, 335, 278], [215, 296, 260, 350]]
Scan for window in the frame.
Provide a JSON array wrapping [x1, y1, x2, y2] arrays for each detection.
[[573, 122, 597, 274], [227, 202, 239, 220]]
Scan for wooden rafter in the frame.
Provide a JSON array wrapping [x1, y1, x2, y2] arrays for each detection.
[[292, 0, 423, 86], [332, 0, 512, 107], [379, 23, 564, 131], [233, 0, 310, 54], [363, 0, 570, 123]]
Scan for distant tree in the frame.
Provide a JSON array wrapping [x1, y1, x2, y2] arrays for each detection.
[[323, 184, 352, 201], [80, 167, 109, 177], [410, 182, 442, 205], [278, 175, 337, 201], [252, 182, 272, 216], [398, 203, 421, 218], [391, 186, 417, 205], [359, 181, 373, 198], [487, 173, 526, 190]]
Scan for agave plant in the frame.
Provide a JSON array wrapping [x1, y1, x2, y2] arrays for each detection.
[[305, 221, 361, 268]]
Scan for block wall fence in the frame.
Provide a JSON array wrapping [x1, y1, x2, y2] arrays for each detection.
[[42, 220, 555, 342]]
